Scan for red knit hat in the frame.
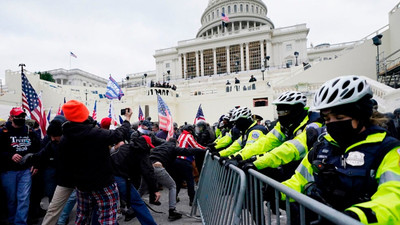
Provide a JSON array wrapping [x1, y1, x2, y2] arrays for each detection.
[[100, 117, 117, 129], [62, 100, 89, 122], [142, 135, 155, 148]]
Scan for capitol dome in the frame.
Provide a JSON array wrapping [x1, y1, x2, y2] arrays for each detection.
[[197, 0, 274, 37]]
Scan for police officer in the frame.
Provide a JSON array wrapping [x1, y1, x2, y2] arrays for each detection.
[[238, 91, 322, 181], [212, 107, 268, 166], [282, 76, 400, 224]]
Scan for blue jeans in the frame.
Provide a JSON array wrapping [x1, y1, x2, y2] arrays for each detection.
[[114, 176, 157, 225], [57, 190, 76, 225], [0, 169, 32, 225]]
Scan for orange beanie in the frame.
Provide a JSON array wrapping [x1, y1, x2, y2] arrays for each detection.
[[62, 100, 89, 122]]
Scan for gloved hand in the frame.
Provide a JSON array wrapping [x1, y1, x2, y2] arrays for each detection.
[[344, 211, 360, 221], [218, 156, 229, 166], [241, 162, 257, 172], [224, 158, 240, 168], [237, 155, 257, 168], [210, 152, 220, 160], [206, 145, 217, 153]]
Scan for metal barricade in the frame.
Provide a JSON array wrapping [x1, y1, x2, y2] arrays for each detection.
[[193, 152, 363, 225], [242, 168, 364, 225], [191, 153, 247, 225]]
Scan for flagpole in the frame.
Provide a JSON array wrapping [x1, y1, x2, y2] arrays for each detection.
[[69, 54, 71, 70]]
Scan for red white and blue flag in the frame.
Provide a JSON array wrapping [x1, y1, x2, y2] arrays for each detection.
[[194, 104, 206, 124], [92, 100, 97, 120], [105, 75, 124, 100], [47, 107, 52, 123], [70, 52, 77, 58], [21, 73, 47, 138], [57, 97, 66, 115], [157, 95, 174, 140], [138, 105, 145, 121], [221, 13, 230, 22]]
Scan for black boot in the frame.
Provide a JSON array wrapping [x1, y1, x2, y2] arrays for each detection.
[[168, 208, 182, 221]]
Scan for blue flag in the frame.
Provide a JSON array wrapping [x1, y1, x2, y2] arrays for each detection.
[[105, 76, 124, 100]]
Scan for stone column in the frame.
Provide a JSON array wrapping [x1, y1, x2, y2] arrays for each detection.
[[226, 47, 231, 74], [246, 42, 250, 71], [213, 48, 217, 75], [195, 51, 199, 77], [200, 50, 204, 77], [183, 53, 187, 79], [240, 43, 245, 71], [260, 40, 265, 67]]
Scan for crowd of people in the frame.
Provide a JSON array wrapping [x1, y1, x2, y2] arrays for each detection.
[[0, 75, 400, 225]]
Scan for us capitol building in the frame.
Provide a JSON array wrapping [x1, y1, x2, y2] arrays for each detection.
[[1, 0, 400, 125]]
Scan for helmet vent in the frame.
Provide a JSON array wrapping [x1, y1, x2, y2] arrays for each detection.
[[342, 80, 350, 89], [327, 89, 338, 103], [332, 79, 339, 87], [342, 88, 355, 99], [357, 82, 364, 92]]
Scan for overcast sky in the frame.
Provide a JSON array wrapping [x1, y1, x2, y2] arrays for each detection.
[[1, 0, 398, 82]]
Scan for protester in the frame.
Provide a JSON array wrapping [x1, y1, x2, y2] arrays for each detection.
[[0, 107, 40, 225], [59, 100, 132, 224]]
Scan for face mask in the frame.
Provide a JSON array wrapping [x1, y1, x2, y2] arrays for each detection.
[[13, 118, 25, 127], [235, 118, 250, 131], [278, 115, 292, 128], [326, 119, 358, 148], [138, 127, 151, 135]]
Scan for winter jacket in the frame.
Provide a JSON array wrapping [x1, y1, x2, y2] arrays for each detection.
[[59, 119, 131, 191], [111, 136, 158, 194]]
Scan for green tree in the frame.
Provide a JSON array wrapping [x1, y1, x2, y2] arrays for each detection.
[[37, 71, 55, 82]]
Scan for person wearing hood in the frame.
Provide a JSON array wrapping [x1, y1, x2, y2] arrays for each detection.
[[0, 107, 40, 225], [59, 100, 132, 225]]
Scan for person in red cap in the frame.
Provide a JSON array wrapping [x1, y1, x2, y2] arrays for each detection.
[[0, 107, 40, 225], [59, 100, 132, 225]]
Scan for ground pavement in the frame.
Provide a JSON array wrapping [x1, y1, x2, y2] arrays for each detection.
[[35, 187, 202, 225]]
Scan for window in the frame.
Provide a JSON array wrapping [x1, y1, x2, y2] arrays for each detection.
[[234, 5, 237, 13], [217, 9, 219, 16], [249, 41, 261, 70], [212, 12, 214, 19], [166, 63, 170, 68], [251, 5, 254, 13], [253, 98, 269, 107], [286, 44, 292, 51], [240, 4, 243, 12], [228, 6, 231, 13], [222, 7, 225, 14], [216, 47, 227, 74], [256, 7, 258, 13], [208, 14, 210, 21], [186, 52, 196, 78], [203, 49, 214, 76], [230, 45, 241, 73], [246, 5, 249, 12]]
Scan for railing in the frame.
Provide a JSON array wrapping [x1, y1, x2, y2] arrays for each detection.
[[191, 153, 247, 225], [192, 153, 363, 225]]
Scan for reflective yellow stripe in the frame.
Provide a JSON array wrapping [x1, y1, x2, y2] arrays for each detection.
[[271, 129, 285, 142], [296, 164, 314, 182], [379, 171, 400, 185], [287, 139, 306, 158]]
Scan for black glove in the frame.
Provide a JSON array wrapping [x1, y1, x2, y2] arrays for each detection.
[[224, 158, 239, 168], [241, 162, 256, 172], [238, 155, 257, 168], [218, 156, 229, 166], [344, 211, 360, 221], [210, 152, 220, 160], [207, 143, 217, 152]]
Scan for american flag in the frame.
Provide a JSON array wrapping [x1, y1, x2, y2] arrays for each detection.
[[194, 104, 206, 124], [105, 75, 124, 100], [157, 95, 174, 140], [57, 97, 66, 115], [21, 73, 47, 137], [92, 100, 97, 120], [108, 100, 120, 128], [47, 107, 52, 123], [70, 52, 77, 58], [138, 105, 145, 121], [221, 13, 230, 22]]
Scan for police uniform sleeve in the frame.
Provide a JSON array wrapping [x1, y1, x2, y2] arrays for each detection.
[[281, 152, 315, 201], [218, 136, 243, 157], [232, 129, 265, 158], [214, 132, 233, 150], [253, 130, 309, 169], [235, 126, 286, 160], [345, 148, 400, 224]]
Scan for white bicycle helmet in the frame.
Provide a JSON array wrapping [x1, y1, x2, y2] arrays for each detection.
[[230, 107, 252, 122], [272, 91, 307, 106], [314, 76, 373, 110]]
